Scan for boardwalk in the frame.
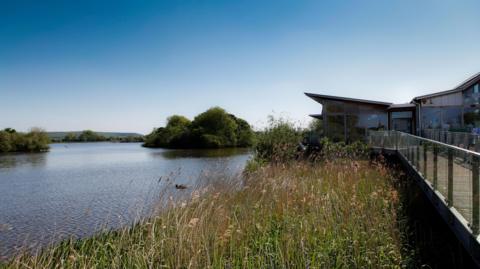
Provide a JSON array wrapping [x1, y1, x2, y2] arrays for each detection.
[[369, 130, 480, 266], [415, 148, 473, 223]]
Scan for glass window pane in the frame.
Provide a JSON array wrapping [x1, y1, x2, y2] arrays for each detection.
[[325, 101, 344, 113], [326, 115, 344, 142], [441, 107, 462, 130], [391, 111, 412, 119], [422, 107, 442, 129]]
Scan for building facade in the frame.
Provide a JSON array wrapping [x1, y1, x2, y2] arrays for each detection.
[[306, 72, 480, 142]]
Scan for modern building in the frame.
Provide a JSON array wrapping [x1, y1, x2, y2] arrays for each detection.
[[306, 72, 480, 142]]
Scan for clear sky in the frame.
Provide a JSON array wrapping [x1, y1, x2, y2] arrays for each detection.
[[1, 0, 479, 134]]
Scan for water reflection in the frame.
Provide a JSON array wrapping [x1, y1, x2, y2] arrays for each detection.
[[0, 152, 47, 169]]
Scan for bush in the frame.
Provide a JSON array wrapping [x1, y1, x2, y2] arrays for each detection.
[[316, 138, 370, 160], [253, 116, 303, 163], [143, 107, 254, 149], [0, 128, 50, 153]]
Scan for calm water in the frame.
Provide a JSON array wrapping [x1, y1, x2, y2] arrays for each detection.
[[0, 143, 250, 259]]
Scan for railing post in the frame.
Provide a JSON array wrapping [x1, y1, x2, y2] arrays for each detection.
[[433, 145, 438, 189], [415, 144, 420, 168], [423, 143, 427, 177], [409, 137, 413, 162], [472, 155, 480, 235], [475, 136, 480, 153], [395, 131, 398, 151], [448, 148, 454, 206]]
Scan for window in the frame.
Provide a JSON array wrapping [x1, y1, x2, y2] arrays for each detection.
[[464, 107, 480, 128], [422, 107, 442, 129], [326, 115, 345, 142], [391, 111, 412, 119], [422, 106, 462, 130], [442, 107, 462, 129]]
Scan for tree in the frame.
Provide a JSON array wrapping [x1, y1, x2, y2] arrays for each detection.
[[64, 133, 77, 142], [78, 130, 105, 142], [191, 107, 238, 148], [0, 131, 12, 152], [143, 107, 254, 149], [0, 127, 49, 153], [231, 115, 254, 147]]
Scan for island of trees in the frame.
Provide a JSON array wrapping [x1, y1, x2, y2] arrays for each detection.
[[143, 107, 254, 148], [0, 128, 50, 153]]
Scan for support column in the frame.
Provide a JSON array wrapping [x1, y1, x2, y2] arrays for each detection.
[[472, 155, 480, 235], [448, 148, 454, 206], [423, 143, 427, 177], [434, 145, 438, 189]]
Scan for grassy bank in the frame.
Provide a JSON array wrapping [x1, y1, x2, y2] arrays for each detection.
[[4, 160, 411, 268]]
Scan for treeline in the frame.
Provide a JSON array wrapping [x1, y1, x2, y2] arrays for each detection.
[[143, 107, 254, 149], [0, 128, 50, 153], [55, 130, 144, 143]]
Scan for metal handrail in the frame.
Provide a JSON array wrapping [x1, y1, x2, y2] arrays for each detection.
[[368, 130, 480, 235], [401, 132, 480, 157], [422, 129, 480, 152]]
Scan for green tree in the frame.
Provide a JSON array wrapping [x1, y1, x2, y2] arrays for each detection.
[[64, 132, 78, 142], [191, 107, 238, 148], [78, 130, 105, 142], [0, 131, 13, 152], [232, 116, 254, 147], [0, 127, 49, 153], [143, 107, 254, 149]]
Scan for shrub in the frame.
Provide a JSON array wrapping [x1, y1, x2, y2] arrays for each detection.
[[0, 128, 50, 153], [253, 116, 303, 163]]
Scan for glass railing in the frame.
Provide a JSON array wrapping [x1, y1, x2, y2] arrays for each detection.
[[368, 130, 480, 235], [422, 129, 480, 152]]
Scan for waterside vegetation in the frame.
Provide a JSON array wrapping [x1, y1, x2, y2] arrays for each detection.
[[0, 128, 50, 153], [4, 159, 409, 268], [143, 107, 254, 149], [52, 130, 144, 143], [2, 117, 418, 268]]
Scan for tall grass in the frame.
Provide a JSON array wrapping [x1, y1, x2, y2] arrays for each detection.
[[3, 160, 410, 268]]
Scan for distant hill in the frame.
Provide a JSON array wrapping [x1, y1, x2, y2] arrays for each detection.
[[47, 131, 144, 140]]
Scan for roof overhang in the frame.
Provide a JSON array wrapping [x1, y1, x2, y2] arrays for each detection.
[[305, 92, 392, 106], [412, 72, 480, 102], [387, 103, 415, 110], [309, 114, 323, 119]]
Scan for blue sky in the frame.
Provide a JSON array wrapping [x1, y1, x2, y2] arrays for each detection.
[[1, 0, 479, 134]]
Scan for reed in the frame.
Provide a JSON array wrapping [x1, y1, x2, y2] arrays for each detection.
[[4, 160, 410, 268]]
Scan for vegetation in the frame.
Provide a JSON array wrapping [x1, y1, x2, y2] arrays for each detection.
[[55, 130, 144, 143], [0, 128, 50, 153], [0, 118, 421, 268], [143, 107, 254, 149], [252, 116, 304, 164], [4, 158, 412, 268]]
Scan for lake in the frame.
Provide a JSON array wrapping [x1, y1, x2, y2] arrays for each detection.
[[0, 143, 250, 259]]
